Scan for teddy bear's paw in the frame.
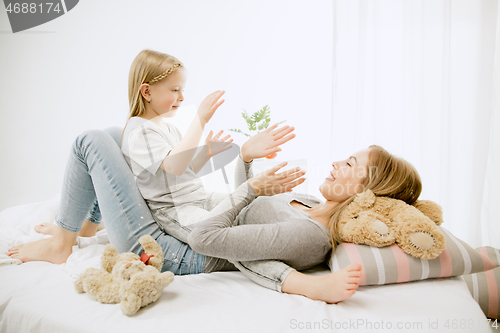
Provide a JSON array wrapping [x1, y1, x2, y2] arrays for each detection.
[[158, 271, 175, 287], [397, 227, 446, 260], [370, 219, 390, 237], [408, 231, 435, 251], [362, 219, 396, 246], [74, 278, 85, 293], [121, 293, 141, 316], [74, 267, 100, 294], [339, 215, 395, 246]]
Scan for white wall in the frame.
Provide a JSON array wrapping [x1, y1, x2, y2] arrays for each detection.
[[0, 0, 333, 211]]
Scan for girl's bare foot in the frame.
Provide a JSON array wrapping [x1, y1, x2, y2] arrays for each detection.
[[7, 226, 77, 264], [34, 222, 57, 235], [35, 221, 98, 237], [310, 263, 362, 303], [7, 237, 73, 264]]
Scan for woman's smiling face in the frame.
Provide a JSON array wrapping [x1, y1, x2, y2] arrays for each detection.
[[319, 149, 371, 203]]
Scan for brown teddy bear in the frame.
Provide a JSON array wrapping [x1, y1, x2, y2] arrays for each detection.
[[74, 235, 174, 316], [337, 190, 446, 260]]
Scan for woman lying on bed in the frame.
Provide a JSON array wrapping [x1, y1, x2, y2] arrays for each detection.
[[7, 127, 421, 304]]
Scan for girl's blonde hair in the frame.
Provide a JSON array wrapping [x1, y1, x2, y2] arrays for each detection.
[[327, 145, 422, 246], [127, 49, 184, 120]]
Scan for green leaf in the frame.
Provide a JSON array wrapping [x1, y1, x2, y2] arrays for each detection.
[[232, 105, 286, 135], [241, 110, 249, 121], [228, 128, 251, 137], [261, 119, 271, 130], [241, 109, 257, 131]]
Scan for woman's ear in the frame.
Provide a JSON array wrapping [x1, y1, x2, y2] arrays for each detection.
[[140, 83, 151, 101]]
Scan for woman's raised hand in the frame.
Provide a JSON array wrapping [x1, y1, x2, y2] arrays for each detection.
[[240, 124, 295, 163], [247, 162, 306, 197], [197, 90, 225, 125]]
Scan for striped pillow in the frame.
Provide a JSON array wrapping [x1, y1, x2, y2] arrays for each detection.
[[462, 247, 500, 319], [328, 227, 499, 286]]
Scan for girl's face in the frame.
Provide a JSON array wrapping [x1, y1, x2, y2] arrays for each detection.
[[148, 67, 187, 118], [319, 149, 370, 203]]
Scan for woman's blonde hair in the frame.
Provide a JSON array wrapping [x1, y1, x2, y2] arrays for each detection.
[[327, 145, 422, 246], [127, 49, 184, 120]]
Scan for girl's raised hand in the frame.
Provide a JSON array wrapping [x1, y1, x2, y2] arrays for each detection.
[[206, 130, 234, 157], [198, 90, 225, 125], [240, 124, 295, 162], [247, 162, 306, 197]]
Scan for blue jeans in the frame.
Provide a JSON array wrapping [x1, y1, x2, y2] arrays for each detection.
[[55, 127, 205, 275]]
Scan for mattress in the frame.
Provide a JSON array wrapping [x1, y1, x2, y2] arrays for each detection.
[[0, 197, 493, 333]]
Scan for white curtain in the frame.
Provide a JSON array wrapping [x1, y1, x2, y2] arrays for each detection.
[[331, 0, 500, 248]]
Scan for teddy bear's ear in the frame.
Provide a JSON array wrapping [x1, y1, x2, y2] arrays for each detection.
[[353, 189, 376, 208], [101, 244, 119, 273], [412, 200, 443, 225]]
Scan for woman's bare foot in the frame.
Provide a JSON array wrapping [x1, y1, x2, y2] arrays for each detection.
[[34, 222, 57, 235], [7, 237, 73, 264], [281, 263, 362, 303], [309, 263, 362, 303]]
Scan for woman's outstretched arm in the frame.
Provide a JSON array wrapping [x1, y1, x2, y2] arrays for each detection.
[[239, 124, 295, 164], [187, 165, 307, 261], [234, 123, 295, 188]]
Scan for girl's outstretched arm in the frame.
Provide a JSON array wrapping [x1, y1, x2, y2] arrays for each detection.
[[191, 130, 233, 174], [161, 91, 225, 176]]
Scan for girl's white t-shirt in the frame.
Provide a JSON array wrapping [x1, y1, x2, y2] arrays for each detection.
[[121, 117, 209, 210]]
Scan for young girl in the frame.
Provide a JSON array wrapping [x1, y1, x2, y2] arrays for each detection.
[[120, 49, 297, 243]]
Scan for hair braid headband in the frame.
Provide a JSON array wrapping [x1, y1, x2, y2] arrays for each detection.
[[145, 62, 182, 85]]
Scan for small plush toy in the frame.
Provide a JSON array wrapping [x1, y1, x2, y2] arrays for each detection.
[[75, 235, 174, 316], [337, 190, 446, 260]]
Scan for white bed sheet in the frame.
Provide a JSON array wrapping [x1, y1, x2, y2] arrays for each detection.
[[0, 198, 493, 333]]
